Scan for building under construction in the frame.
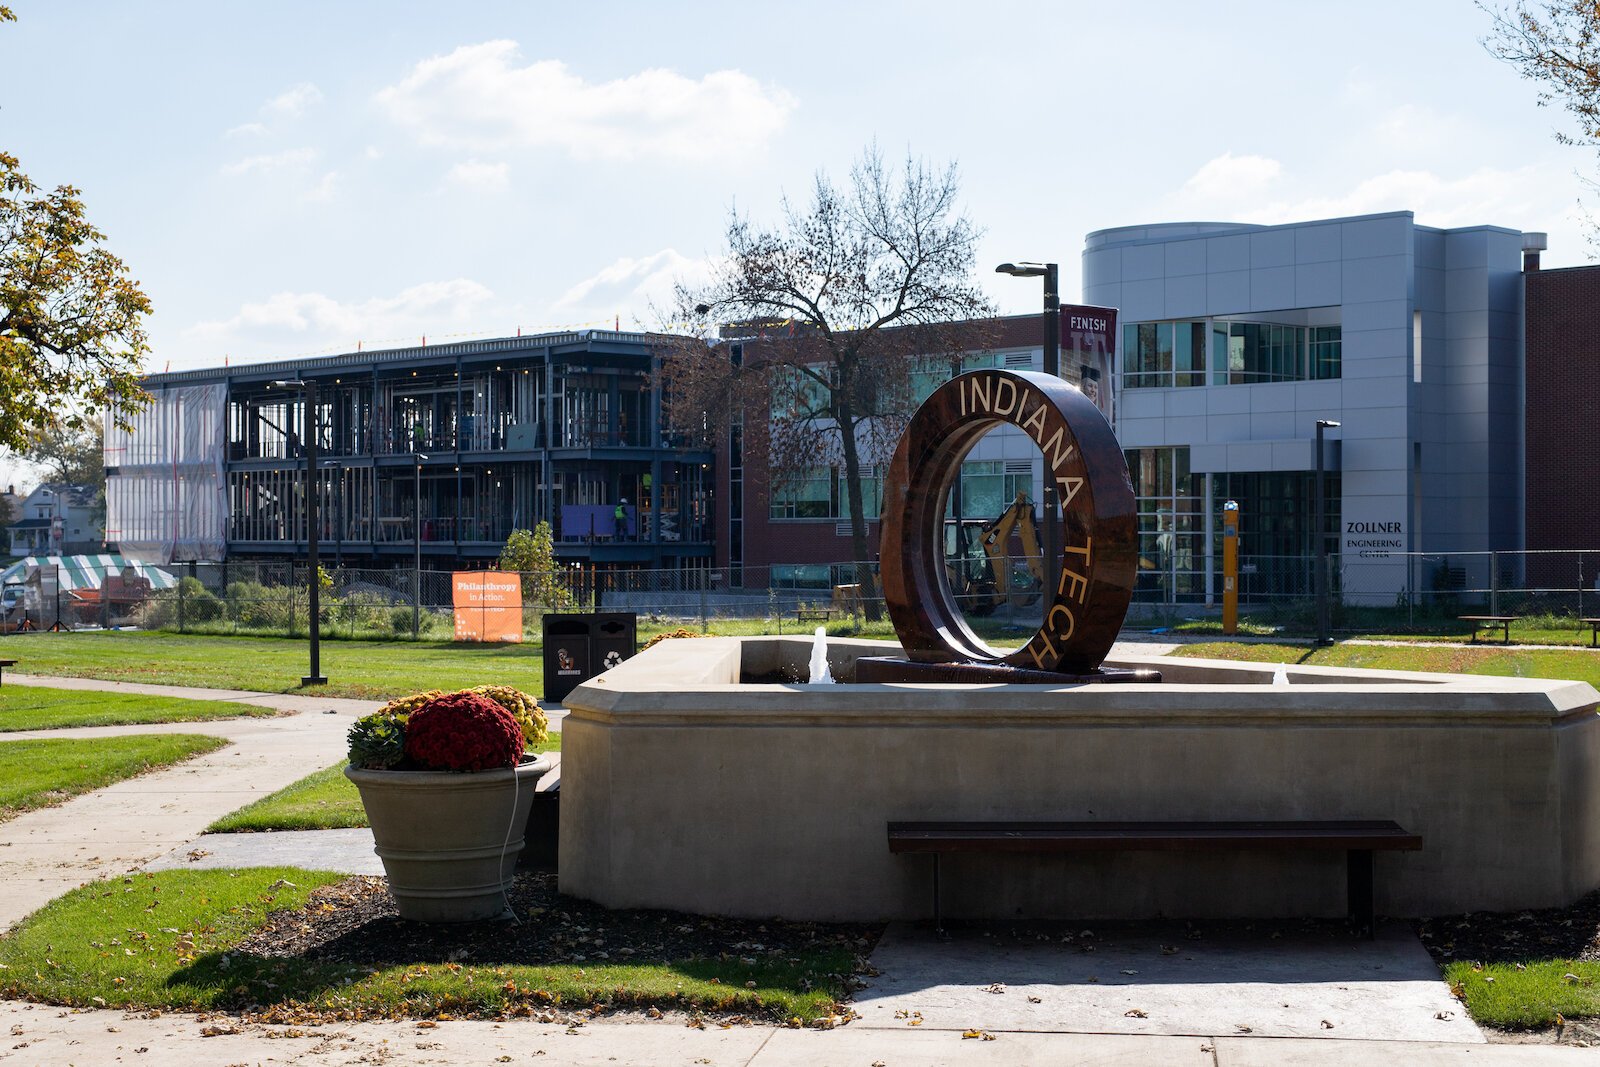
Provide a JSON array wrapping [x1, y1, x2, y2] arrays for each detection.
[[104, 330, 715, 575]]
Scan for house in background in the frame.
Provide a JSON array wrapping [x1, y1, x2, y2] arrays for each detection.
[[6, 484, 103, 557]]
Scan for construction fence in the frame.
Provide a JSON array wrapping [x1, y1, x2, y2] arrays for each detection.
[[9, 549, 1600, 638]]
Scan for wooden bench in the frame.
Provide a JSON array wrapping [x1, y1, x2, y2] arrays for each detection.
[[795, 607, 835, 623], [1460, 615, 1517, 644], [1583, 618, 1600, 648], [887, 819, 1422, 937], [0, 659, 15, 686]]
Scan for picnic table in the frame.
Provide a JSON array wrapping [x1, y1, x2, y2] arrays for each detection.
[[1460, 615, 1517, 645]]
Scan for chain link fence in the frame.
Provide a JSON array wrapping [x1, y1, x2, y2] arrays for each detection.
[[13, 549, 1600, 638]]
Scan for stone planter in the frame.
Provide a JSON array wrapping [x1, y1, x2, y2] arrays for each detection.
[[346, 755, 551, 922]]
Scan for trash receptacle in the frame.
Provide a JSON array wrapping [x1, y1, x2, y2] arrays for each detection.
[[591, 612, 637, 675], [541, 612, 637, 703]]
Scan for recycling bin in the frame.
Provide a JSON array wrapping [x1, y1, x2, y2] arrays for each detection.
[[541, 612, 637, 703]]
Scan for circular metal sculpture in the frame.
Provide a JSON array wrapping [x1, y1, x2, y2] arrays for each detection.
[[877, 369, 1137, 675]]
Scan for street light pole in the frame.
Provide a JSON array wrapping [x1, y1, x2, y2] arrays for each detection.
[[413, 453, 428, 639], [1315, 419, 1341, 647], [273, 379, 327, 685], [996, 262, 1061, 609]]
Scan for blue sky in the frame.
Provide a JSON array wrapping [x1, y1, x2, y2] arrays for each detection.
[[0, 2, 1590, 385]]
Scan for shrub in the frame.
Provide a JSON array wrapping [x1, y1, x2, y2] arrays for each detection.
[[403, 691, 524, 772], [140, 576, 224, 629], [348, 713, 406, 769]]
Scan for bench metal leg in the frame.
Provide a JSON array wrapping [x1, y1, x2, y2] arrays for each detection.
[[1347, 849, 1375, 939], [932, 854, 944, 934]]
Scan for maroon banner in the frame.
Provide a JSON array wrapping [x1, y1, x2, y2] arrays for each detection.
[[1061, 304, 1118, 426]]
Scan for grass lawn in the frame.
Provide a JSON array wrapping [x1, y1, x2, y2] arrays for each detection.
[[0, 869, 856, 1023], [0, 685, 275, 732], [1165, 610, 1600, 648], [1443, 960, 1600, 1029], [208, 736, 564, 833], [0, 620, 926, 700], [1172, 640, 1600, 689], [0, 734, 229, 821]]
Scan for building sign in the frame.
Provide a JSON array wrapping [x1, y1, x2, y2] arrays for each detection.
[[1344, 520, 1405, 559], [1061, 304, 1118, 425], [452, 571, 523, 643]]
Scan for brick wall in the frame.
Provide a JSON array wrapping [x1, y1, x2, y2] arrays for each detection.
[[1525, 265, 1600, 580]]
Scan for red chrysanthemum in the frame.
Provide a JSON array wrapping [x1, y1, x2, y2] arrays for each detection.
[[402, 691, 525, 772]]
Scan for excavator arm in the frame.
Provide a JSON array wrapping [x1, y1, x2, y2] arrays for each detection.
[[977, 492, 1045, 601]]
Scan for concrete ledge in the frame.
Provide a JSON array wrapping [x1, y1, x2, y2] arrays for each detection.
[[561, 637, 1600, 921]]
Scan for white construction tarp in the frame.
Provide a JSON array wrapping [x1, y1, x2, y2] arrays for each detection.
[[104, 382, 227, 564]]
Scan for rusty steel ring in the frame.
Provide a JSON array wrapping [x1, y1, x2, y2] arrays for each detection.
[[878, 369, 1137, 674]]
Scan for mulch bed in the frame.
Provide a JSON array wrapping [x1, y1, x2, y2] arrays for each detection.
[[1416, 889, 1600, 967], [236, 870, 881, 970]]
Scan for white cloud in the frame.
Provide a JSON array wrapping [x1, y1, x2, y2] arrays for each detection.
[[185, 279, 499, 358], [552, 249, 707, 317], [263, 82, 323, 119], [375, 41, 797, 160], [225, 122, 268, 139], [1180, 152, 1282, 202], [303, 170, 340, 203], [445, 159, 510, 193], [1171, 154, 1558, 233], [221, 147, 316, 176]]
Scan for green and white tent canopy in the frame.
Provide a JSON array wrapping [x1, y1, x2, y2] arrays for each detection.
[[0, 554, 178, 592]]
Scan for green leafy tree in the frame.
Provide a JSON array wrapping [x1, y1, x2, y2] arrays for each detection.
[[25, 423, 103, 488], [1482, 1, 1600, 244], [499, 522, 573, 609], [1, 8, 152, 449]]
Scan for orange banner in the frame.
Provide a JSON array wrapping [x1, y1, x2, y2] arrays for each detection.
[[452, 572, 523, 643]]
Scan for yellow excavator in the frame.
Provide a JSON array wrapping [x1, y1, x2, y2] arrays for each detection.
[[944, 491, 1046, 615]]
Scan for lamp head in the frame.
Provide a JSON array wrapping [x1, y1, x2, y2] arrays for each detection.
[[995, 261, 1052, 278], [270, 379, 306, 388], [1316, 419, 1341, 429]]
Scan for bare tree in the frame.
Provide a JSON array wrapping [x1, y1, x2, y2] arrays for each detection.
[[664, 146, 995, 618], [1482, 1, 1600, 246]]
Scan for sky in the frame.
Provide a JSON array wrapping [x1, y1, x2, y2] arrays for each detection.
[[0, 0, 1594, 485]]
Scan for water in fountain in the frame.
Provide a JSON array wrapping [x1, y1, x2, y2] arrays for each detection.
[[808, 626, 835, 684]]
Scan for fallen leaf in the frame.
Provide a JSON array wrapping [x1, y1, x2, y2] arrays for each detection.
[[983, 982, 1005, 994], [1235, 1024, 1253, 1033], [1121, 969, 1139, 975], [962, 1029, 985, 1039], [1124, 1009, 1148, 1018], [1321, 1020, 1334, 1029], [1027, 995, 1042, 1004], [1435, 1010, 1455, 1021]]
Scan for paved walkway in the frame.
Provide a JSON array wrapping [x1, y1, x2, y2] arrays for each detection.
[[0, 674, 381, 930], [2, 669, 1595, 1064]]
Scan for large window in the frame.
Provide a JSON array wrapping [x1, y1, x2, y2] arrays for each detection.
[[954, 460, 1033, 520], [1123, 322, 1207, 388], [769, 465, 883, 520], [1124, 446, 1205, 601], [1124, 319, 1341, 389], [1211, 471, 1340, 600]]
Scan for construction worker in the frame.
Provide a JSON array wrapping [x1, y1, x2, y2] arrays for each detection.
[[614, 498, 629, 541]]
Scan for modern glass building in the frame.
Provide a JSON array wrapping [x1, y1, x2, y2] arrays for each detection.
[[1084, 212, 1528, 603]]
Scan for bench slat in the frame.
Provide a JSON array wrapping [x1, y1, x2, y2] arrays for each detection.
[[887, 820, 1421, 854]]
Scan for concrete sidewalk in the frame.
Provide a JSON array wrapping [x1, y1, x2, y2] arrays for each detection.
[[0, 999, 1593, 1066], [0, 674, 380, 930]]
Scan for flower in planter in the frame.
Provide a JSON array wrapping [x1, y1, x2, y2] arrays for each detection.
[[468, 684, 549, 746], [377, 689, 447, 723], [347, 713, 406, 769], [403, 691, 525, 772]]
